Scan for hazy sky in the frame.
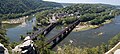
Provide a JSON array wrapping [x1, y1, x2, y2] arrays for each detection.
[[43, 0, 120, 5]]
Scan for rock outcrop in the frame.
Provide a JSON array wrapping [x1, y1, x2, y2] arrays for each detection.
[[12, 36, 37, 54], [0, 43, 9, 54]]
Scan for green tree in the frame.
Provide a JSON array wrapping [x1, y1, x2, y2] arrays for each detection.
[[34, 34, 51, 54]]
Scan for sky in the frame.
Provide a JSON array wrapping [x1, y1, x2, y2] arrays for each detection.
[[43, 0, 120, 5]]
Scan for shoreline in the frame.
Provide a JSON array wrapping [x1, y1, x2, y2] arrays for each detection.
[[73, 19, 112, 32], [1, 16, 29, 24]]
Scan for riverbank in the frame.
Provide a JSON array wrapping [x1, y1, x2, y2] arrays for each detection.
[[73, 19, 112, 32], [56, 32, 120, 54], [1, 16, 29, 24]]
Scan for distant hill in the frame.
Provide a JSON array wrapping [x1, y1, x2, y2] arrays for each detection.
[[61, 3, 76, 7], [61, 3, 120, 8], [0, 0, 63, 19], [0, 0, 63, 14]]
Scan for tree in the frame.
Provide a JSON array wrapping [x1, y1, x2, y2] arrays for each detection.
[[34, 34, 51, 54]]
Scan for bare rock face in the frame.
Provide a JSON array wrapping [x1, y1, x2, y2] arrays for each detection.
[[0, 43, 9, 54], [12, 39, 37, 54], [24, 36, 31, 41]]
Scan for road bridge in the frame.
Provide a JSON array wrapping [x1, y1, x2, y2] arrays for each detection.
[[30, 22, 57, 40]]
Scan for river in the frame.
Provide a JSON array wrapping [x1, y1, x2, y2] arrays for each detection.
[[3, 15, 120, 47], [3, 16, 36, 42]]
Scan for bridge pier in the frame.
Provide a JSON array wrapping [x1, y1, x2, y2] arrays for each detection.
[[65, 30, 68, 33], [68, 28, 71, 31], [58, 35, 62, 39], [43, 31, 47, 35], [53, 39, 57, 44]]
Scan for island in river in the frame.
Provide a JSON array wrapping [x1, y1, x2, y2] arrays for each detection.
[[36, 4, 120, 32], [73, 19, 113, 32]]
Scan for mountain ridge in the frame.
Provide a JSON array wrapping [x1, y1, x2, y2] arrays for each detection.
[[0, 0, 62, 14], [0, 0, 63, 19]]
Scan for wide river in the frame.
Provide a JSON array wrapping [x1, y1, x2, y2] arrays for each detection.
[[3, 15, 120, 47]]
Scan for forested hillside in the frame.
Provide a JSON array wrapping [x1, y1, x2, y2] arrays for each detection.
[[0, 0, 63, 19], [36, 4, 120, 25], [0, 21, 9, 46]]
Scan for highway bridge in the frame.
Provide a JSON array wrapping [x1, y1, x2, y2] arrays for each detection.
[[30, 22, 58, 40]]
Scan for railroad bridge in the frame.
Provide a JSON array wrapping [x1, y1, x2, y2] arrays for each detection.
[[29, 19, 80, 49], [45, 19, 80, 49], [12, 19, 81, 54]]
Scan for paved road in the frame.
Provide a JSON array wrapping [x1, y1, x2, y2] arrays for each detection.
[[105, 42, 120, 54]]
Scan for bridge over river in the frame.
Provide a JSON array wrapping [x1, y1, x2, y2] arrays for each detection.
[[2, 15, 120, 54], [29, 19, 80, 48], [11, 19, 80, 54]]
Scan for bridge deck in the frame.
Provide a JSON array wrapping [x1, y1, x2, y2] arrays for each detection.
[[43, 19, 80, 49], [30, 23, 57, 40]]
